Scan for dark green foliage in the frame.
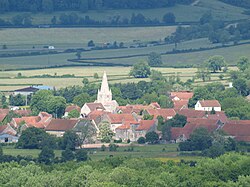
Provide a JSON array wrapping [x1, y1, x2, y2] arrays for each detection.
[[148, 52, 162, 67], [137, 137, 146, 144], [202, 142, 225, 158], [38, 146, 55, 164], [61, 131, 80, 151], [72, 93, 91, 107], [166, 114, 187, 127], [129, 61, 151, 78], [109, 144, 119, 151], [75, 149, 88, 162], [67, 109, 80, 118], [179, 128, 213, 151], [61, 148, 75, 161], [163, 12, 176, 24], [9, 94, 26, 106], [17, 127, 57, 149], [145, 131, 159, 144]]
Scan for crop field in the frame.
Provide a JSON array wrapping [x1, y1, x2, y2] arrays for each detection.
[[0, 26, 176, 49], [0, 0, 247, 26], [0, 66, 233, 92]]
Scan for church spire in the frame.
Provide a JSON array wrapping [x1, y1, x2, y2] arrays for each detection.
[[100, 71, 110, 93]]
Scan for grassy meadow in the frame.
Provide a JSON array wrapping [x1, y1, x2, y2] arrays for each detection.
[[3, 144, 201, 161], [0, 66, 233, 91], [0, 0, 247, 25]]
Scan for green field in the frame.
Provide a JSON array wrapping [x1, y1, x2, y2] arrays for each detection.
[[3, 144, 201, 161], [0, 66, 233, 91], [0, 0, 247, 25]]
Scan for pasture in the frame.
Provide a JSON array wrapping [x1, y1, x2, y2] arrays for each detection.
[[0, 0, 247, 25], [0, 66, 232, 91], [2, 144, 201, 161]]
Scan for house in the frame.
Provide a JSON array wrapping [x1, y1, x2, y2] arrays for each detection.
[[222, 120, 250, 142], [115, 120, 156, 142], [171, 118, 222, 143], [116, 103, 161, 114], [45, 119, 79, 137], [0, 124, 18, 143], [195, 100, 221, 112], [87, 110, 110, 133], [144, 108, 176, 120], [81, 103, 105, 117], [106, 113, 136, 132], [13, 85, 53, 96], [170, 91, 193, 110], [10, 112, 52, 129], [64, 105, 81, 117]]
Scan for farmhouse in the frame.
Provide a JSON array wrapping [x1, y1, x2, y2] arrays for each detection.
[[13, 85, 53, 96], [64, 105, 81, 117], [222, 120, 250, 142], [0, 124, 18, 143], [170, 91, 193, 110], [144, 108, 176, 120], [171, 118, 222, 143], [195, 100, 221, 112], [115, 120, 156, 142], [81, 103, 105, 117]]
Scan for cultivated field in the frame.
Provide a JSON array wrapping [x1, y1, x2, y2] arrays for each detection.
[[0, 0, 247, 25], [0, 66, 232, 91], [0, 26, 176, 49]]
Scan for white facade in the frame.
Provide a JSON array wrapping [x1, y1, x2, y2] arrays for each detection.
[[195, 101, 221, 112], [96, 72, 119, 113]]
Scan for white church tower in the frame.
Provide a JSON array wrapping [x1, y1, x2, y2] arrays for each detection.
[[96, 72, 118, 113]]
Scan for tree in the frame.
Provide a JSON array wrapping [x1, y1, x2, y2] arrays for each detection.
[[51, 16, 57, 25], [233, 78, 248, 96], [30, 90, 53, 114], [38, 146, 55, 164], [150, 70, 165, 81], [237, 56, 250, 72], [9, 94, 25, 106], [75, 120, 96, 145], [202, 142, 225, 158], [137, 137, 146, 144], [61, 148, 75, 161], [129, 61, 151, 78], [82, 78, 89, 86], [17, 127, 56, 149], [47, 96, 66, 118], [88, 40, 95, 47], [99, 122, 114, 143], [73, 93, 91, 107], [163, 12, 176, 24], [42, 0, 54, 13], [148, 52, 162, 67], [2, 44, 7, 49], [0, 0, 9, 12], [76, 51, 82, 60], [75, 149, 88, 162], [93, 73, 99, 79], [205, 55, 226, 73], [145, 131, 159, 144], [61, 131, 80, 151], [68, 109, 80, 118], [196, 67, 211, 82]]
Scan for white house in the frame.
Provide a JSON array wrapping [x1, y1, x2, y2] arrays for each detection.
[[81, 103, 105, 117], [195, 100, 221, 112]]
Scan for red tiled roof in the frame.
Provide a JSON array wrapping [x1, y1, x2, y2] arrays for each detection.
[[173, 100, 189, 110], [107, 113, 135, 124], [171, 92, 194, 100], [177, 109, 205, 118], [45, 119, 79, 131], [0, 113, 7, 122], [0, 109, 9, 115], [171, 127, 183, 140], [65, 105, 81, 113], [14, 110, 32, 116], [146, 109, 176, 119], [0, 125, 8, 133], [86, 103, 105, 111], [117, 104, 151, 114], [206, 112, 228, 123], [222, 120, 250, 142], [150, 102, 161, 109], [116, 121, 139, 130], [199, 100, 221, 107], [171, 118, 220, 140], [136, 120, 155, 131]]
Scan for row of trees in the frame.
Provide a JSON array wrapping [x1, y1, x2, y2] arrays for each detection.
[[0, 152, 250, 186], [0, 12, 176, 26], [0, 0, 192, 13]]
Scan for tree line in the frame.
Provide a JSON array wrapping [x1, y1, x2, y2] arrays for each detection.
[[0, 0, 193, 13]]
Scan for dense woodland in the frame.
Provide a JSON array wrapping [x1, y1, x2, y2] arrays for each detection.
[[0, 0, 193, 12], [0, 153, 250, 186]]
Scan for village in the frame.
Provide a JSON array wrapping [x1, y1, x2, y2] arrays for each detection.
[[0, 72, 249, 147]]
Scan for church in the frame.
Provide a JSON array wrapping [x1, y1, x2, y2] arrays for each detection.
[[95, 72, 119, 113]]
